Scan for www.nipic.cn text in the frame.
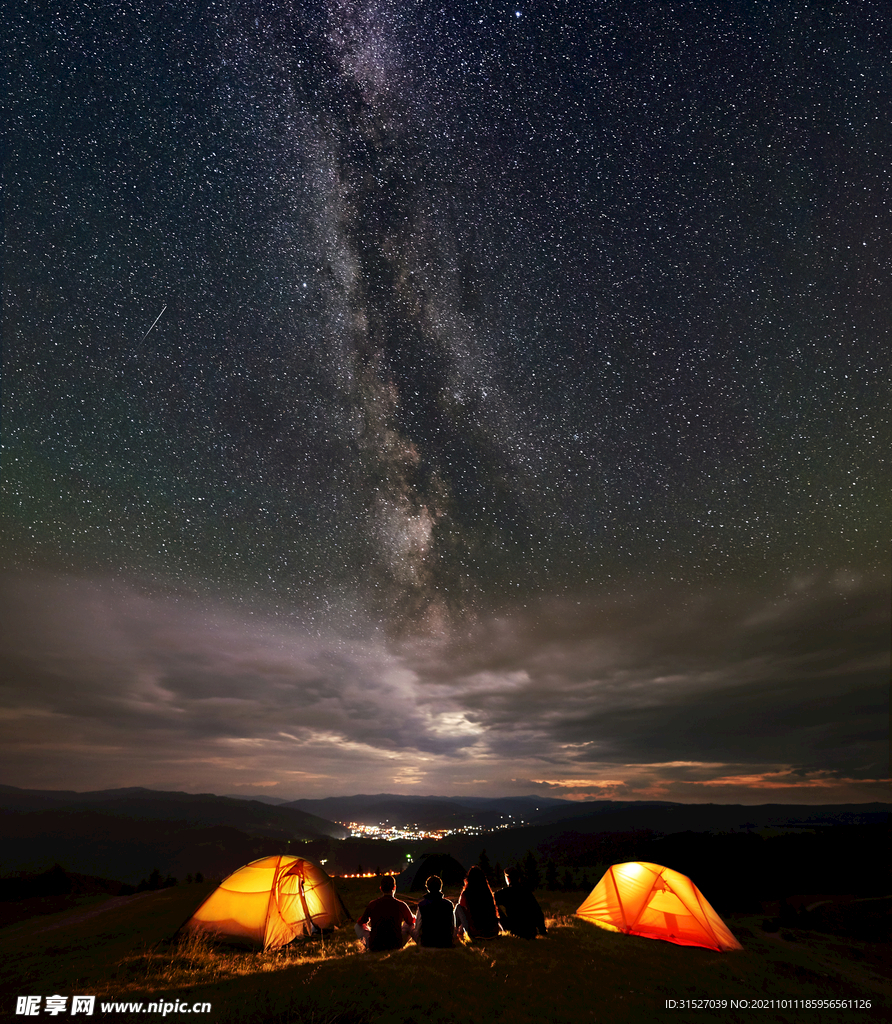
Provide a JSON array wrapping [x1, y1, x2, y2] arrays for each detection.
[[15, 996, 212, 1016]]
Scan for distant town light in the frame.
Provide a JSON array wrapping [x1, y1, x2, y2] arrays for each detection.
[[336, 820, 488, 841]]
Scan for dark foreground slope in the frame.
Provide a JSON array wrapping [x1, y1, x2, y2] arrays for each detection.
[[0, 878, 888, 1024]]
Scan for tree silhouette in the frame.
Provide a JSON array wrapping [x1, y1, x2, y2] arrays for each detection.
[[477, 848, 494, 885], [522, 850, 541, 890]]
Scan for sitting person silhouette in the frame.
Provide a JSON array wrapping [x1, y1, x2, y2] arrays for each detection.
[[355, 875, 415, 951], [494, 866, 547, 939], [412, 875, 456, 948], [456, 865, 501, 939]]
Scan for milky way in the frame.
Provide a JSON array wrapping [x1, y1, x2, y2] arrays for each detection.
[[2, 1, 889, 801]]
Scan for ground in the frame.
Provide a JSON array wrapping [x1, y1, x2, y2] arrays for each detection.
[[0, 878, 888, 1023]]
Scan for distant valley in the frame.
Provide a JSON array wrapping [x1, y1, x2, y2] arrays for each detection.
[[0, 785, 888, 907]]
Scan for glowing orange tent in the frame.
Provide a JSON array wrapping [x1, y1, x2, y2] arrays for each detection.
[[181, 855, 351, 950], [576, 861, 742, 951]]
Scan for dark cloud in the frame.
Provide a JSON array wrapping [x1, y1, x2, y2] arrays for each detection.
[[0, 569, 886, 800], [401, 572, 889, 777]]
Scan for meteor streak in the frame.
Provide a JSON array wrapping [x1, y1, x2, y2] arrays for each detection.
[[139, 304, 167, 343]]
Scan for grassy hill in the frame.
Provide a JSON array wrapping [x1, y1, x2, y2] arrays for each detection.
[[0, 877, 888, 1023]]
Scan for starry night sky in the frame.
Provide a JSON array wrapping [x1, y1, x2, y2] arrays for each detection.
[[2, 0, 889, 802]]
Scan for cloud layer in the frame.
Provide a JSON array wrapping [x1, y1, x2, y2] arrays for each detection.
[[1, 569, 886, 802]]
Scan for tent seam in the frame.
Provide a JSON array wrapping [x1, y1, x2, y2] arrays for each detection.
[[262, 855, 283, 950], [296, 861, 316, 935], [627, 864, 658, 931], [689, 883, 721, 947], [610, 867, 629, 931]]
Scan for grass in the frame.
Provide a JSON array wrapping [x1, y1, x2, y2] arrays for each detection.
[[0, 879, 888, 1022]]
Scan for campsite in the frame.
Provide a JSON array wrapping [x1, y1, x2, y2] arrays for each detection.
[[1, 796, 889, 1020], [1, 855, 889, 1023]]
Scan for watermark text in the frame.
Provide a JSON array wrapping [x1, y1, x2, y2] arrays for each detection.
[[16, 996, 212, 1016]]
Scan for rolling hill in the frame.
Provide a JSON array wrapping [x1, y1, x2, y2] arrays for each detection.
[[0, 785, 345, 837], [283, 793, 568, 829], [0, 786, 347, 883]]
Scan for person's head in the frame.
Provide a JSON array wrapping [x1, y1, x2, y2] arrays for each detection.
[[379, 875, 396, 894], [463, 864, 492, 894], [425, 875, 443, 894], [505, 866, 522, 886]]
